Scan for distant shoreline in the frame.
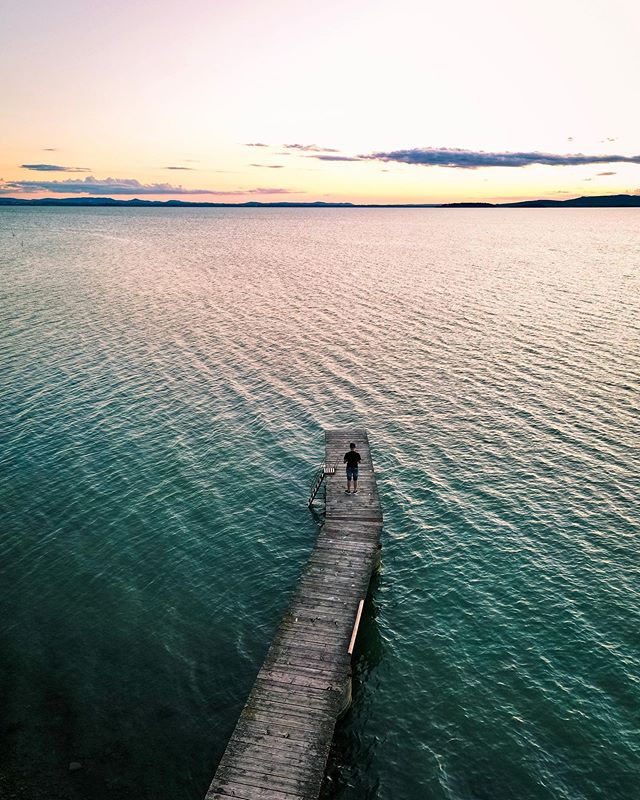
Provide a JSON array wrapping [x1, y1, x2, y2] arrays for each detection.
[[0, 193, 639, 208]]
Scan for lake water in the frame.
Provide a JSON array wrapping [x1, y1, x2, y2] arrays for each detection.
[[1, 206, 638, 800]]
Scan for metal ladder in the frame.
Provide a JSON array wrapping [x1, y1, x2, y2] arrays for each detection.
[[308, 463, 336, 507]]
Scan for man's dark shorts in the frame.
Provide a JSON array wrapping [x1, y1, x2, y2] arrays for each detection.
[[346, 467, 358, 482]]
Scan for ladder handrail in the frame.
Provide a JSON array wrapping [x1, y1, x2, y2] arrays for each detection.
[[307, 471, 326, 507], [307, 459, 339, 507]]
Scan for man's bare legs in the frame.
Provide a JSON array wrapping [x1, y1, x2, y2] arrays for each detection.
[[346, 477, 358, 494]]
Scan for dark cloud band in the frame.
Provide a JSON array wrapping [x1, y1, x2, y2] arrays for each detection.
[[312, 154, 361, 162], [21, 164, 90, 172], [360, 148, 640, 169], [284, 144, 339, 153], [1, 176, 294, 195]]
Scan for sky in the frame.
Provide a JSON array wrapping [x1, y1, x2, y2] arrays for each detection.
[[1, 0, 639, 203]]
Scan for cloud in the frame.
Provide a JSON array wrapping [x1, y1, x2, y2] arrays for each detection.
[[244, 142, 269, 147], [250, 164, 285, 168], [597, 171, 616, 176], [284, 143, 339, 153], [0, 176, 296, 196], [359, 147, 640, 169], [43, 148, 57, 151], [311, 154, 362, 162], [246, 187, 295, 194], [164, 165, 193, 170], [21, 163, 90, 172]]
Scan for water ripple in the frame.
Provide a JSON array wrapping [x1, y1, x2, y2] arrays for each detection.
[[1, 207, 638, 800]]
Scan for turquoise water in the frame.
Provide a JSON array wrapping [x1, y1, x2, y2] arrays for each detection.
[[1, 207, 638, 800]]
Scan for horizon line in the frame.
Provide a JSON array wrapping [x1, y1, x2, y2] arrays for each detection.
[[1, 192, 640, 209]]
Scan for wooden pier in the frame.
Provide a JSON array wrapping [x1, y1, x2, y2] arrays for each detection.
[[206, 428, 383, 800]]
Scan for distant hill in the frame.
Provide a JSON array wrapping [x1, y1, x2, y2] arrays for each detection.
[[0, 196, 438, 208], [0, 193, 638, 208], [0, 196, 358, 208], [443, 194, 640, 208]]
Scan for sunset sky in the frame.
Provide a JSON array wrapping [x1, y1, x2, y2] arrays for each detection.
[[2, 0, 639, 203]]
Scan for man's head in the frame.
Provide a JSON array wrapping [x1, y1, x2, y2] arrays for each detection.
[[349, 442, 356, 450]]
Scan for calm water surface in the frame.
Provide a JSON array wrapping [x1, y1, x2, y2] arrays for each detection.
[[1, 207, 638, 800]]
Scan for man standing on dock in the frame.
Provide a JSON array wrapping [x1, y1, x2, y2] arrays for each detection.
[[344, 442, 361, 494]]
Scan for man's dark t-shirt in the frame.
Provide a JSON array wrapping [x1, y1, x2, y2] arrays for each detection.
[[344, 450, 361, 468]]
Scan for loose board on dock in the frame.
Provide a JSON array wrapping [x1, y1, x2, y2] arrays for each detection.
[[206, 428, 383, 800]]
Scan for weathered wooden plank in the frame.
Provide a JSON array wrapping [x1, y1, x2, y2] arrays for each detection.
[[239, 710, 330, 738], [232, 721, 331, 748], [303, 557, 368, 573], [248, 684, 338, 710], [317, 525, 379, 537], [304, 563, 369, 578], [312, 546, 376, 557], [301, 561, 373, 578], [238, 712, 321, 738], [289, 595, 358, 613], [294, 581, 370, 600], [257, 661, 345, 682], [215, 758, 324, 789], [290, 593, 358, 610], [229, 733, 326, 758], [313, 545, 377, 556], [214, 758, 323, 789], [323, 512, 383, 524], [278, 610, 353, 630], [209, 779, 306, 800], [317, 528, 381, 542], [233, 718, 329, 745], [205, 429, 382, 800], [283, 610, 354, 629], [272, 629, 352, 650], [266, 646, 348, 666], [296, 576, 369, 594], [256, 668, 342, 691], [297, 572, 368, 590], [254, 664, 344, 688], [248, 698, 333, 724], [249, 676, 338, 697], [291, 587, 361, 603], [273, 619, 358, 643], [275, 618, 353, 639], [314, 535, 377, 548], [265, 640, 346, 660], [282, 608, 347, 625], [222, 747, 320, 776], [222, 752, 320, 779]]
